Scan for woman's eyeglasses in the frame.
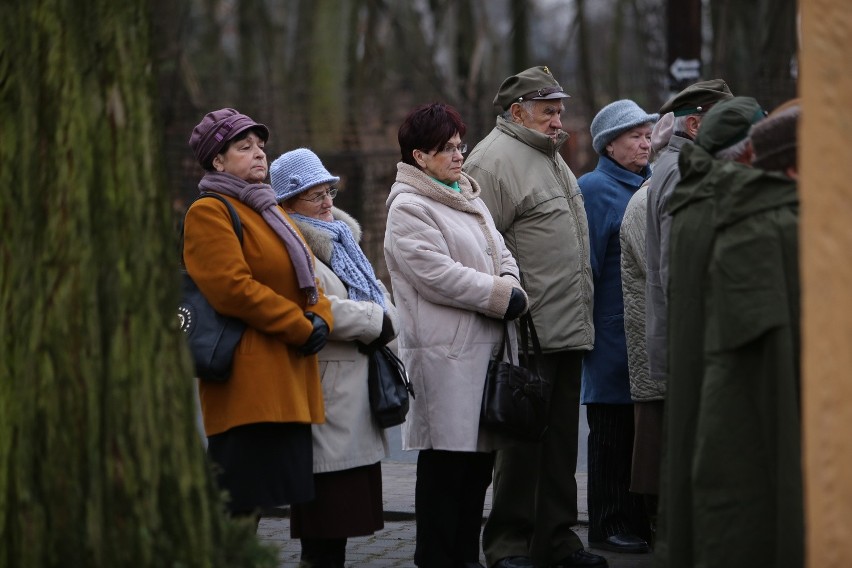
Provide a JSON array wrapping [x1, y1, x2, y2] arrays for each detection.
[[433, 143, 468, 156], [298, 187, 339, 203]]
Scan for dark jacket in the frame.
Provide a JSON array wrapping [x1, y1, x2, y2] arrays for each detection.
[[658, 144, 803, 567], [694, 168, 802, 568], [656, 143, 737, 566]]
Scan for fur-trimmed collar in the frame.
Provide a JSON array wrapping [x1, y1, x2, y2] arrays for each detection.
[[386, 162, 501, 274], [388, 162, 483, 215], [290, 207, 361, 265]]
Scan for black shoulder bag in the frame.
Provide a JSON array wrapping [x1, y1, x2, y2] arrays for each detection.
[[480, 313, 552, 441], [366, 345, 415, 428], [178, 193, 247, 382]]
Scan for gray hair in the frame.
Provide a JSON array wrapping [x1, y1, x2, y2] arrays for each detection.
[[673, 114, 692, 133], [501, 100, 537, 121]]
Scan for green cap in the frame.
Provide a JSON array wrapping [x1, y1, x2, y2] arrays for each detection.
[[695, 96, 766, 155], [659, 78, 734, 117], [493, 65, 570, 111]]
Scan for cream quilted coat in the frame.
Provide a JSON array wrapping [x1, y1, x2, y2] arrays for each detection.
[[384, 163, 527, 452]]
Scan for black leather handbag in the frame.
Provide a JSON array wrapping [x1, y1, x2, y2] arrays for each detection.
[[480, 313, 552, 441], [178, 193, 247, 382], [367, 345, 415, 428]]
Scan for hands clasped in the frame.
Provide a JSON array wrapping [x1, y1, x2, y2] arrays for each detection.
[[299, 312, 330, 355]]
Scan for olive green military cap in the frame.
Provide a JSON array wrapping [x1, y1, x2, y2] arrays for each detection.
[[659, 78, 734, 117], [493, 65, 570, 111], [695, 96, 766, 155]]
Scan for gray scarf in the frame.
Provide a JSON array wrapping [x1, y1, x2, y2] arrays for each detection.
[[198, 171, 318, 304]]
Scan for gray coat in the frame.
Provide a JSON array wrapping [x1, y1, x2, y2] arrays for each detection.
[[463, 117, 594, 353], [293, 208, 394, 473], [645, 134, 692, 389], [384, 163, 525, 452], [620, 185, 662, 402]]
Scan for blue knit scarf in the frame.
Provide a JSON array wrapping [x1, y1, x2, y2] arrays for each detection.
[[291, 214, 386, 310]]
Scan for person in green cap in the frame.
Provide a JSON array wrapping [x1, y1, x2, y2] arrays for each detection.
[[463, 66, 604, 568], [657, 96, 766, 567], [644, 79, 734, 429], [657, 98, 804, 568]]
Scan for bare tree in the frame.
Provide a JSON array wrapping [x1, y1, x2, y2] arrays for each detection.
[[708, 0, 797, 109]]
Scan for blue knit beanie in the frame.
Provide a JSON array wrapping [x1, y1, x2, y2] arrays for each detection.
[[590, 99, 659, 155], [270, 148, 341, 203]]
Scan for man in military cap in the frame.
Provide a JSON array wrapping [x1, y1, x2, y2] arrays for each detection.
[[658, 96, 766, 567], [464, 67, 604, 568], [644, 79, 733, 426]]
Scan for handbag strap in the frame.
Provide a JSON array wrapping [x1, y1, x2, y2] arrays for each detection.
[[518, 313, 543, 371], [180, 192, 243, 265], [495, 323, 510, 362], [379, 346, 416, 398]]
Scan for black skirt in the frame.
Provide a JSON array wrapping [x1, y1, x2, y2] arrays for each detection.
[[207, 422, 314, 514], [290, 462, 384, 538]]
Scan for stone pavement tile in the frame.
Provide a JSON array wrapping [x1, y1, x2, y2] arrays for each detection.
[[379, 461, 589, 522], [259, 460, 608, 567], [258, 516, 652, 568]]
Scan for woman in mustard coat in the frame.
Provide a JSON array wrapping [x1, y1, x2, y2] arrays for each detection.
[[183, 108, 334, 521]]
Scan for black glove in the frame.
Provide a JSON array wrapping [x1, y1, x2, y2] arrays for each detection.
[[359, 312, 395, 353], [503, 288, 527, 321], [298, 312, 329, 355], [370, 312, 396, 347]]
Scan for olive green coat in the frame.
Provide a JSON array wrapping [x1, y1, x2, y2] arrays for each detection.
[[657, 145, 803, 568]]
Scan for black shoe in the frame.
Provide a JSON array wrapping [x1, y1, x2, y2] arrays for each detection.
[[493, 556, 536, 568], [550, 548, 608, 567], [588, 533, 650, 554]]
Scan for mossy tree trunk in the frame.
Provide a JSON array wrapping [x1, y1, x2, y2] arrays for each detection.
[[0, 1, 275, 567]]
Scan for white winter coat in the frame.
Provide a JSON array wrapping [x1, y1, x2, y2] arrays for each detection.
[[292, 208, 395, 473], [384, 163, 527, 452]]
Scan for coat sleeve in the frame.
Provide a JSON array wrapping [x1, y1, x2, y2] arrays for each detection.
[[315, 261, 399, 345], [183, 198, 332, 347], [385, 200, 514, 319], [466, 165, 515, 234]]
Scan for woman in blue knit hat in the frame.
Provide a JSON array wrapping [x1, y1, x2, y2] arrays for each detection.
[[578, 99, 658, 555], [270, 148, 399, 568]]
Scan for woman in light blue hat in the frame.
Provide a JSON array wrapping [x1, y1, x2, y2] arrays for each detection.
[[270, 148, 398, 568], [578, 99, 658, 555]]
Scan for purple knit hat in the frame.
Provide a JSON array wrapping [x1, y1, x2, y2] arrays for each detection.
[[188, 108, 269, 170]]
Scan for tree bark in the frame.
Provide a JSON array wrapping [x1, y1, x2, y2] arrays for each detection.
[[0, 1, 275, 566]]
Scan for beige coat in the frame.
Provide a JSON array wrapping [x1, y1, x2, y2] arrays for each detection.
[[384, 163, 526, 452], [463, 117, 594, 352], [292, 208, 396, 473]]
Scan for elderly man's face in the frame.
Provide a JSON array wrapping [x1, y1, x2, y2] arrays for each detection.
[[514, 100, 565, 140]]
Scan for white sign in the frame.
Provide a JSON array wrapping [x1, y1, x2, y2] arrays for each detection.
[[670, 58, 701, 82]]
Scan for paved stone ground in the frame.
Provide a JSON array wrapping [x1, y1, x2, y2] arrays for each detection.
[[257, 461, 653, 568]]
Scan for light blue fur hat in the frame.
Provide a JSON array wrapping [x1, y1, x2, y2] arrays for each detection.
[[270, 148, 340, 203], [590, 99, 659, 155]]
